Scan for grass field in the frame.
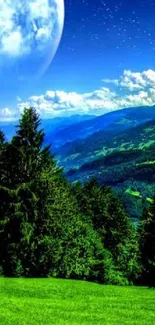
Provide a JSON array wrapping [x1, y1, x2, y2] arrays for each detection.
[[0, 277, 155, 325]]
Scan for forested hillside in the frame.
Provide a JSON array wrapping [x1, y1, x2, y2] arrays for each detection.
[[57, 118, 155, 219], [2, 106, 155, 219], [0, 108, 155, 286]]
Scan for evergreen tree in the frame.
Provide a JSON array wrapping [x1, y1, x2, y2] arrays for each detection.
[[0, 108, 141, 283], [12, 107, 54, 183], [0, 130, 5, 144], [0, 108, 57, 276], [0, 108, 111, 281], [139, 199, 155, 286], [72, 179, 140, 283]]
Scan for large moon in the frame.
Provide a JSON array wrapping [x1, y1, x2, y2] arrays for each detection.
[[0, 0, 65, 80]]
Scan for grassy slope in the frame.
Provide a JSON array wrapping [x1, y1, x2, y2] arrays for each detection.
[[58, 120, 155, 169], [0, 278, 155, 325], [59, 120, 155, 218]]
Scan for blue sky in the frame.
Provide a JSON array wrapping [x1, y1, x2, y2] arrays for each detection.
[[1, 0, 155, 121]]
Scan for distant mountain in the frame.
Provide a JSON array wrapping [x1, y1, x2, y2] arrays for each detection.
[[62, 119, 155, 219], [55, 105, 155, 166], [0, 114, 94, 143], [55, 106, 155, 219], [1, 105, 155, 147], [64, 119, 155, 174], [52, 105, 155, 149], [43, 114, 94, 147]]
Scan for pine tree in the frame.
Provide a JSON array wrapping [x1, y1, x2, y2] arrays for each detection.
[[0, 130, 5, 144], [0, 108, 140, 283], [72, 179, 140, 283], [0, 108, 109, 280], [12, 107, 54, 183], [139, 199, 155, 286], [0, 108, 55, 276]]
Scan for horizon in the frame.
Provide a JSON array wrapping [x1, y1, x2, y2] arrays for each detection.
[[1, 103, 155, 123]]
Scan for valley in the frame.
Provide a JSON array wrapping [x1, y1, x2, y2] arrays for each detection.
[[54, 106, 155, 219], [1, 105, 155, 219]]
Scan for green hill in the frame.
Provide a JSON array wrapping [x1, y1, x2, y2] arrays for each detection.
[[53, 105, 155, 149], [1, 277, 155, 325], [58, 119, 155, 167], [57, 119, 155, 219]]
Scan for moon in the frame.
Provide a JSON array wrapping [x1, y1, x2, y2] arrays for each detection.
[[0, 0, 65, 80]]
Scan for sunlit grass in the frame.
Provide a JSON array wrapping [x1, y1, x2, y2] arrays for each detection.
[[125, 188, 141, 198], [0, 278, 155, 325], [136, 160, 155, 167]]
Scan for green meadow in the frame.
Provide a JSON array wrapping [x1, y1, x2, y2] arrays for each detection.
[[0, 278, 155, 325]]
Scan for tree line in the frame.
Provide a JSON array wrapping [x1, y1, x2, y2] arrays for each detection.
[[0, 108, 154, 286]]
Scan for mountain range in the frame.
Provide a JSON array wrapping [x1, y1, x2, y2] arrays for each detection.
[[0, 114, 94, 143], [54, 106, 155, 220], [1, 105, 155, 219]]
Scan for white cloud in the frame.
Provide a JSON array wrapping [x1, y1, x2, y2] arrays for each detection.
[[1, 69, 155, 121], [103, 69, 155, 91], [0, 108, 17, 121], [102, 78, 119, 85], [0, 0, 64, 57]]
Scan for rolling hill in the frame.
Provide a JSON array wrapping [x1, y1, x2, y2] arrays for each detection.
[[66, 121, 155, 218], [55, 107, 155, 219], [57, 119, 155, 168], [51, 105, 155, 148]]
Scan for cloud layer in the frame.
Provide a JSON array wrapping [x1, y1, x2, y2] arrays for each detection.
[[1, 69, 155, 121]]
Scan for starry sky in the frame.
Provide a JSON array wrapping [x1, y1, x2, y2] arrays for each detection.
[[50, 0, 155, 91], [1, 0, 155, 120]]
